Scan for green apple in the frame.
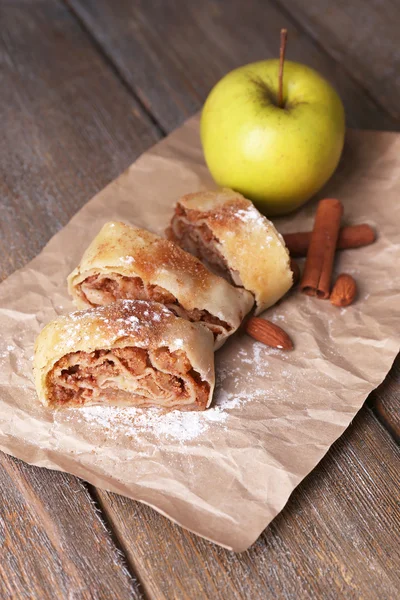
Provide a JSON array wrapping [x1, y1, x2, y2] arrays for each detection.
[[200, 60, 345, 216]]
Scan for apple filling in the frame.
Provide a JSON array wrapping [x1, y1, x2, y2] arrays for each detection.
[[168, 208, 243, 288], [47, 346, 210, 410], [77, 273, 231, 340]]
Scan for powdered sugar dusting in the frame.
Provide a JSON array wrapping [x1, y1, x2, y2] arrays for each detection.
[[119, 255, 135, 265], [61, 340, 271, 442], [234, 205, 286, 251], [0, 344, 16, 359], [66, 382, 249, 442], [53, 300, 173, 352], [236, 207, 264, 224], [70, 403, 230, 442]]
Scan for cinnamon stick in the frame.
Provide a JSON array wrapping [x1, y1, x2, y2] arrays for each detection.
[[300, 198, 343, 298], [283, 224, 375, 257]]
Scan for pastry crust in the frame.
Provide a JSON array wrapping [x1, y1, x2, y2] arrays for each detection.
[[68, 221, 253, 349], [33, 300, 215, 411], [168, 189, 293, 314]]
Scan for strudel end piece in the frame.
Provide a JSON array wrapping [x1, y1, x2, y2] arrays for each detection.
[[33, 300, 215, 411], [168, 189, 293, 314]]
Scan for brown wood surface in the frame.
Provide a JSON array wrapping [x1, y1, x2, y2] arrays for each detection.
[[0, 0, 159, 281], [0, 456, 142, 600], [276, 0, 400, 121], [369, 354, 400, 441], [66, 0, 397, 132], [94, 409, 400, 600], [0, 2, 157, 598], [0, 0, 399, 598]]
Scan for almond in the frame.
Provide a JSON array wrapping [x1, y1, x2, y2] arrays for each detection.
[[245, 317, 294, 350], [330, 274, 357, 307], [290, 258, 300, 287]]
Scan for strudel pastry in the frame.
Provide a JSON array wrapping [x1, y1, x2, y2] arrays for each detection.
[[33, 300, 215, 411], [68, 221, 253, 349], [167, 189, 293, 314]]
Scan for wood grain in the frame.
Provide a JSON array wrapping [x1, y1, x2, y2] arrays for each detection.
[[94, 409, 400, 600], [61, 0, 399, 596], [1, 0, 399, 598], [66, 0, 397, 131], [369, 355, 400, 440], [274, 0, 400, 121], [0, 1, 160, 596], [0, 455, 142, 600], [0, 0, 159, 282]]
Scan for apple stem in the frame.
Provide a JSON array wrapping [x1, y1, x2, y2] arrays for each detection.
[[278, 28, 288, 108]]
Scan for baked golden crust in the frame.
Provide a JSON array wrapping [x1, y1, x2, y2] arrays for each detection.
[[168, 189, 293, 314], [33, 300, 215, 411], [67, 221, 253, 349]]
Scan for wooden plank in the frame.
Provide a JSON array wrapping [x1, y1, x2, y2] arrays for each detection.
[[0, 0, 159, 281], [368, 355, 400, 440], [271, 0, 400, 122], [1, 1, 399, 599], [0, 455, 142, 600], [66, 0, 397, 132], [94, 409, 400, 600], [0, 2, 161, 596]]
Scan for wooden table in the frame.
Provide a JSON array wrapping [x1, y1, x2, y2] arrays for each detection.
[[1, 2, 399, 598]]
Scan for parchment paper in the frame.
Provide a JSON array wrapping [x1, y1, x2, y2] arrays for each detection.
[[0, 115, 399, 552]]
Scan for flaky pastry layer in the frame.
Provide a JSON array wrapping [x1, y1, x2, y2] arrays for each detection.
[[68, 221, 253, 349], [168, 189, 293, 314], [33, 300, 215, 411]]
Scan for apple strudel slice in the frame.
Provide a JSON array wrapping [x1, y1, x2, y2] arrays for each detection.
[[68, 221, 253, 349], [33, 300, 215, 411], [167, 189, 293, 314]]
